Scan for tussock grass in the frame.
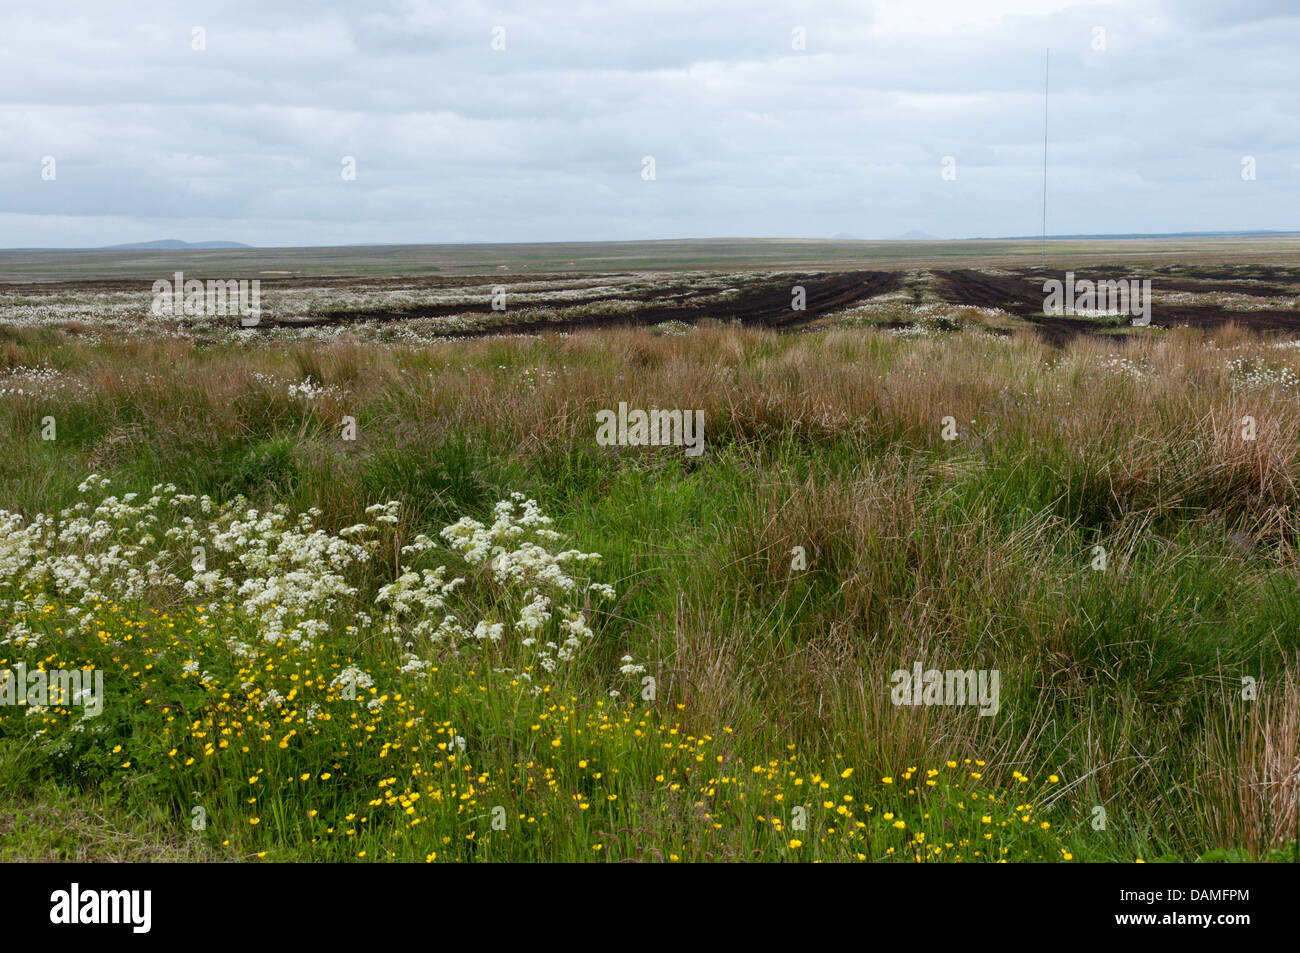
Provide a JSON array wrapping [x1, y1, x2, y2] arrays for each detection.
[[2, 319, 1299, 860]]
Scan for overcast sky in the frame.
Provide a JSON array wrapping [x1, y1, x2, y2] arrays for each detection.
[[2, 0, 1296, 247]]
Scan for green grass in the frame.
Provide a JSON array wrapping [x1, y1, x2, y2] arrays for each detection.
[[1, 318, 1298, 861]]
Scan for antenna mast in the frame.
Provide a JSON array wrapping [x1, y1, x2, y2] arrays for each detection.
[[1041, 48, 1049, 269]]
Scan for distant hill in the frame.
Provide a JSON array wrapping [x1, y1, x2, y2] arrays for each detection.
[[97, 239, 252, 250]]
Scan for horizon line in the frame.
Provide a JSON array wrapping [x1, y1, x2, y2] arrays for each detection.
[[4, 229, 1299, 253]]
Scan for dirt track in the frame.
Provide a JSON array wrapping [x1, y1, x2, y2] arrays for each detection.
[[268, 271, 904, 337], [934, 267, 1300, 343], [299, 264, 1298, 342], [933, 270, 1099, 345]]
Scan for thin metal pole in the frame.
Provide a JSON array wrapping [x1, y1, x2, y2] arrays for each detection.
[[1042, 48, 1049, 269]]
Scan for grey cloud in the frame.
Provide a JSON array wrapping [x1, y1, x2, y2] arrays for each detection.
[[1, 0, 1296, 246]]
